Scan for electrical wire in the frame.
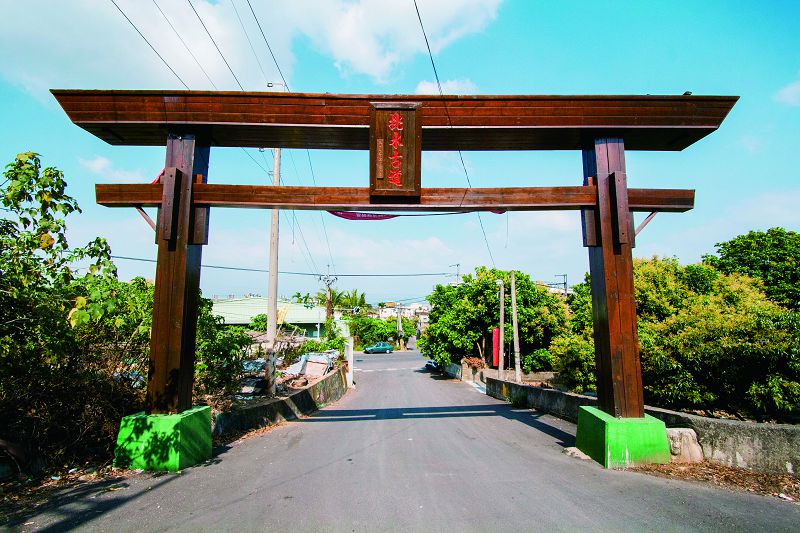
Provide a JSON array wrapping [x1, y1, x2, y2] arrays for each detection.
[[109, 0, 190, 89], [152, 0, 218, 89], [110, 255, 451, 277], [186, 0, 245, 90], [245, 3, 337, 275], [412, 0, 496, 268]]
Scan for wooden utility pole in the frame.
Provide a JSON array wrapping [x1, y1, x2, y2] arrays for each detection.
[[321, 270, 337, 322], [266, 148, 281, 396], [511, 272, 521, 383]]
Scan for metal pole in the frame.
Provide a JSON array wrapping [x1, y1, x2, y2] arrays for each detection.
[[266, 148, 281, 396], [511, 272, 521, 383], [345, 337, 354, 387]]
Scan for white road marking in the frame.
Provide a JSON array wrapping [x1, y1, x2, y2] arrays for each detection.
[[354, 366, 421, 373]]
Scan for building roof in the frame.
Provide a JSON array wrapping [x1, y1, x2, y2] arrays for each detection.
[[212, 297, 324, 326], [212, 297, 351, 338]]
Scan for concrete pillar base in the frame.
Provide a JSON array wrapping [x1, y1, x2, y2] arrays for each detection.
[[114, 405, 211, 472], [576, 406, 670, 468]]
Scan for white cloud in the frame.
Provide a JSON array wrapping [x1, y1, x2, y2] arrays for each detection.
[[0, 0, 501, 96], [78, 156, 149, 183], [774, 80, 800, 106], [416, 78, 478, 95]]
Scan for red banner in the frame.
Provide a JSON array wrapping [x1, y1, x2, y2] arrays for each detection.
[[328, 211, 398, 221], [492, 327, 500, 367]]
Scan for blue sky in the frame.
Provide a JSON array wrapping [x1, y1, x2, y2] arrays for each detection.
[[1, 0, 798, 304]]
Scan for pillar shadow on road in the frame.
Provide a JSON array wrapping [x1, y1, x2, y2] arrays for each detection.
[[298, 404, 576, 448], [4, 474, 179, 532]]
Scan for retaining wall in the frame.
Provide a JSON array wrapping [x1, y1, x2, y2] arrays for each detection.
[[487, 377, 799, 475], [213, 366, 348, 437]]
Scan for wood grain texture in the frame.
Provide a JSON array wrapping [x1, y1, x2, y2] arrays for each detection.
[[95, 184, 694, 212], [52, 90, 738, 151], [583, 138, 645, 418], [146, 134, 209, 414]]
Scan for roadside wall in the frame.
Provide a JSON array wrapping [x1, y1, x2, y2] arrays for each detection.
[[461, 363, 554, 386], [213, 366, 348, 437], [487, 377, 800, 475], [444, 363, 462, 379]]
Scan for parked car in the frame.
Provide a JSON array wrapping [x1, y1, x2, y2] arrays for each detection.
[[425, 359, 441, 372], [364, 341, 394, 354]]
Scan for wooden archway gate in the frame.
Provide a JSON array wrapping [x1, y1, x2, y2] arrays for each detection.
[[53, 90, 737, 420]]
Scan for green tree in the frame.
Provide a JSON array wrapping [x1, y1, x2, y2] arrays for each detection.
[[703, 227, 800, 310], [419, 267, 568, 367]]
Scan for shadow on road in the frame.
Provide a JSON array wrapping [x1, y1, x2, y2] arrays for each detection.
[[4, 474, 179, 532], [298, 404, 575, 448]]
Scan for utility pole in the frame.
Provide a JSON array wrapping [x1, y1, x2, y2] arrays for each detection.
[[320, 267, 337, 322], [266, 148, 281, 396], [396, 305, 404, 350], [511, 272, 521, 383], [555, 273, 568, 297], [496, 279, 505, 376]]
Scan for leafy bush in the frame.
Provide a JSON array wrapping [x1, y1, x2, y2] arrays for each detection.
[[0, 153, 253, 470], [553, 255, 799, 420], [521, 348, 552, 373], [249, 313, 268, 332], [550, 333, 596, 393]]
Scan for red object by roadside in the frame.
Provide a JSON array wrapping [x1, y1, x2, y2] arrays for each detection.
[[492, 327, 500, 367]]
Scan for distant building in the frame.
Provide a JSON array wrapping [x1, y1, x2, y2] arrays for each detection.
[[211, 296, 349, 338]]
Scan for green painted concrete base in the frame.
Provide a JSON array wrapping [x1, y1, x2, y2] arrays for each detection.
[[575, 406, 670, 468], [114, 405, 211, 472]]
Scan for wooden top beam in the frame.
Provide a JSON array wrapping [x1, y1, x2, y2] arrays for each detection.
[[53, 90, 737, 151], [95, 183, 694, 213]]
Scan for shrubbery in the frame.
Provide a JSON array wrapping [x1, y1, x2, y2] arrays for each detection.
[[0, 153, 251, 470]]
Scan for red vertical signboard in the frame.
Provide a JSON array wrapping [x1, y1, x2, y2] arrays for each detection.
[[369, 102, 422, 200], [492, 327, 500, 367]]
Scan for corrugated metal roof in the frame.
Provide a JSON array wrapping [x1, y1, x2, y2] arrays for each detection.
[[211, 297, 349, 337]]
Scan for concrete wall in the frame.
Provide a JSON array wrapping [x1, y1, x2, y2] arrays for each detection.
[[444, 363, 462, 379], [213, 367, 348, 437], [487, 377, 800, 475], [460, 363, 554, 387]]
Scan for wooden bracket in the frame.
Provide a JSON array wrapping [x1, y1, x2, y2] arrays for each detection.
[[635, 211, 658, 236], [159, 167, 182, 241], [190, 173, 210, 245], [608, 171, 632, 247]]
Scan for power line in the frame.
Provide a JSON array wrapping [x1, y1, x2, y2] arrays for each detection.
[[109, 0, 190, 89], [111, 255, 451, 277], [152, 0, 218, 89], [230, 0, 270, 87], [245, 0, 289, 87], [245, 6, 338, 276], [412, 0, 496, 268], [186, 0, 245, 90]]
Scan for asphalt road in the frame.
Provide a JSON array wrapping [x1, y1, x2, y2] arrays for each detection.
[[18, 351, 799, 532]]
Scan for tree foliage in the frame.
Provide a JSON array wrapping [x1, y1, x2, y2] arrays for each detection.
[[703, 227, 800, 310], [0, 153, 251, 469], [419, 267, 568, 367], [555, 256, 799, 420], [347, 315, 414, 348]]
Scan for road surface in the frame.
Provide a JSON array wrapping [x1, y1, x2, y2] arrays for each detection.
[[18, 351, 799, 532]]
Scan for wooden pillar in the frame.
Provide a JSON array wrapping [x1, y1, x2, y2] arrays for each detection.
[[581, 137, 644, 418], [146, 133, 210, 414]]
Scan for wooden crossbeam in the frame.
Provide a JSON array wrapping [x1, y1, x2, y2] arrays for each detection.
[[95, 183, 694, 212]]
